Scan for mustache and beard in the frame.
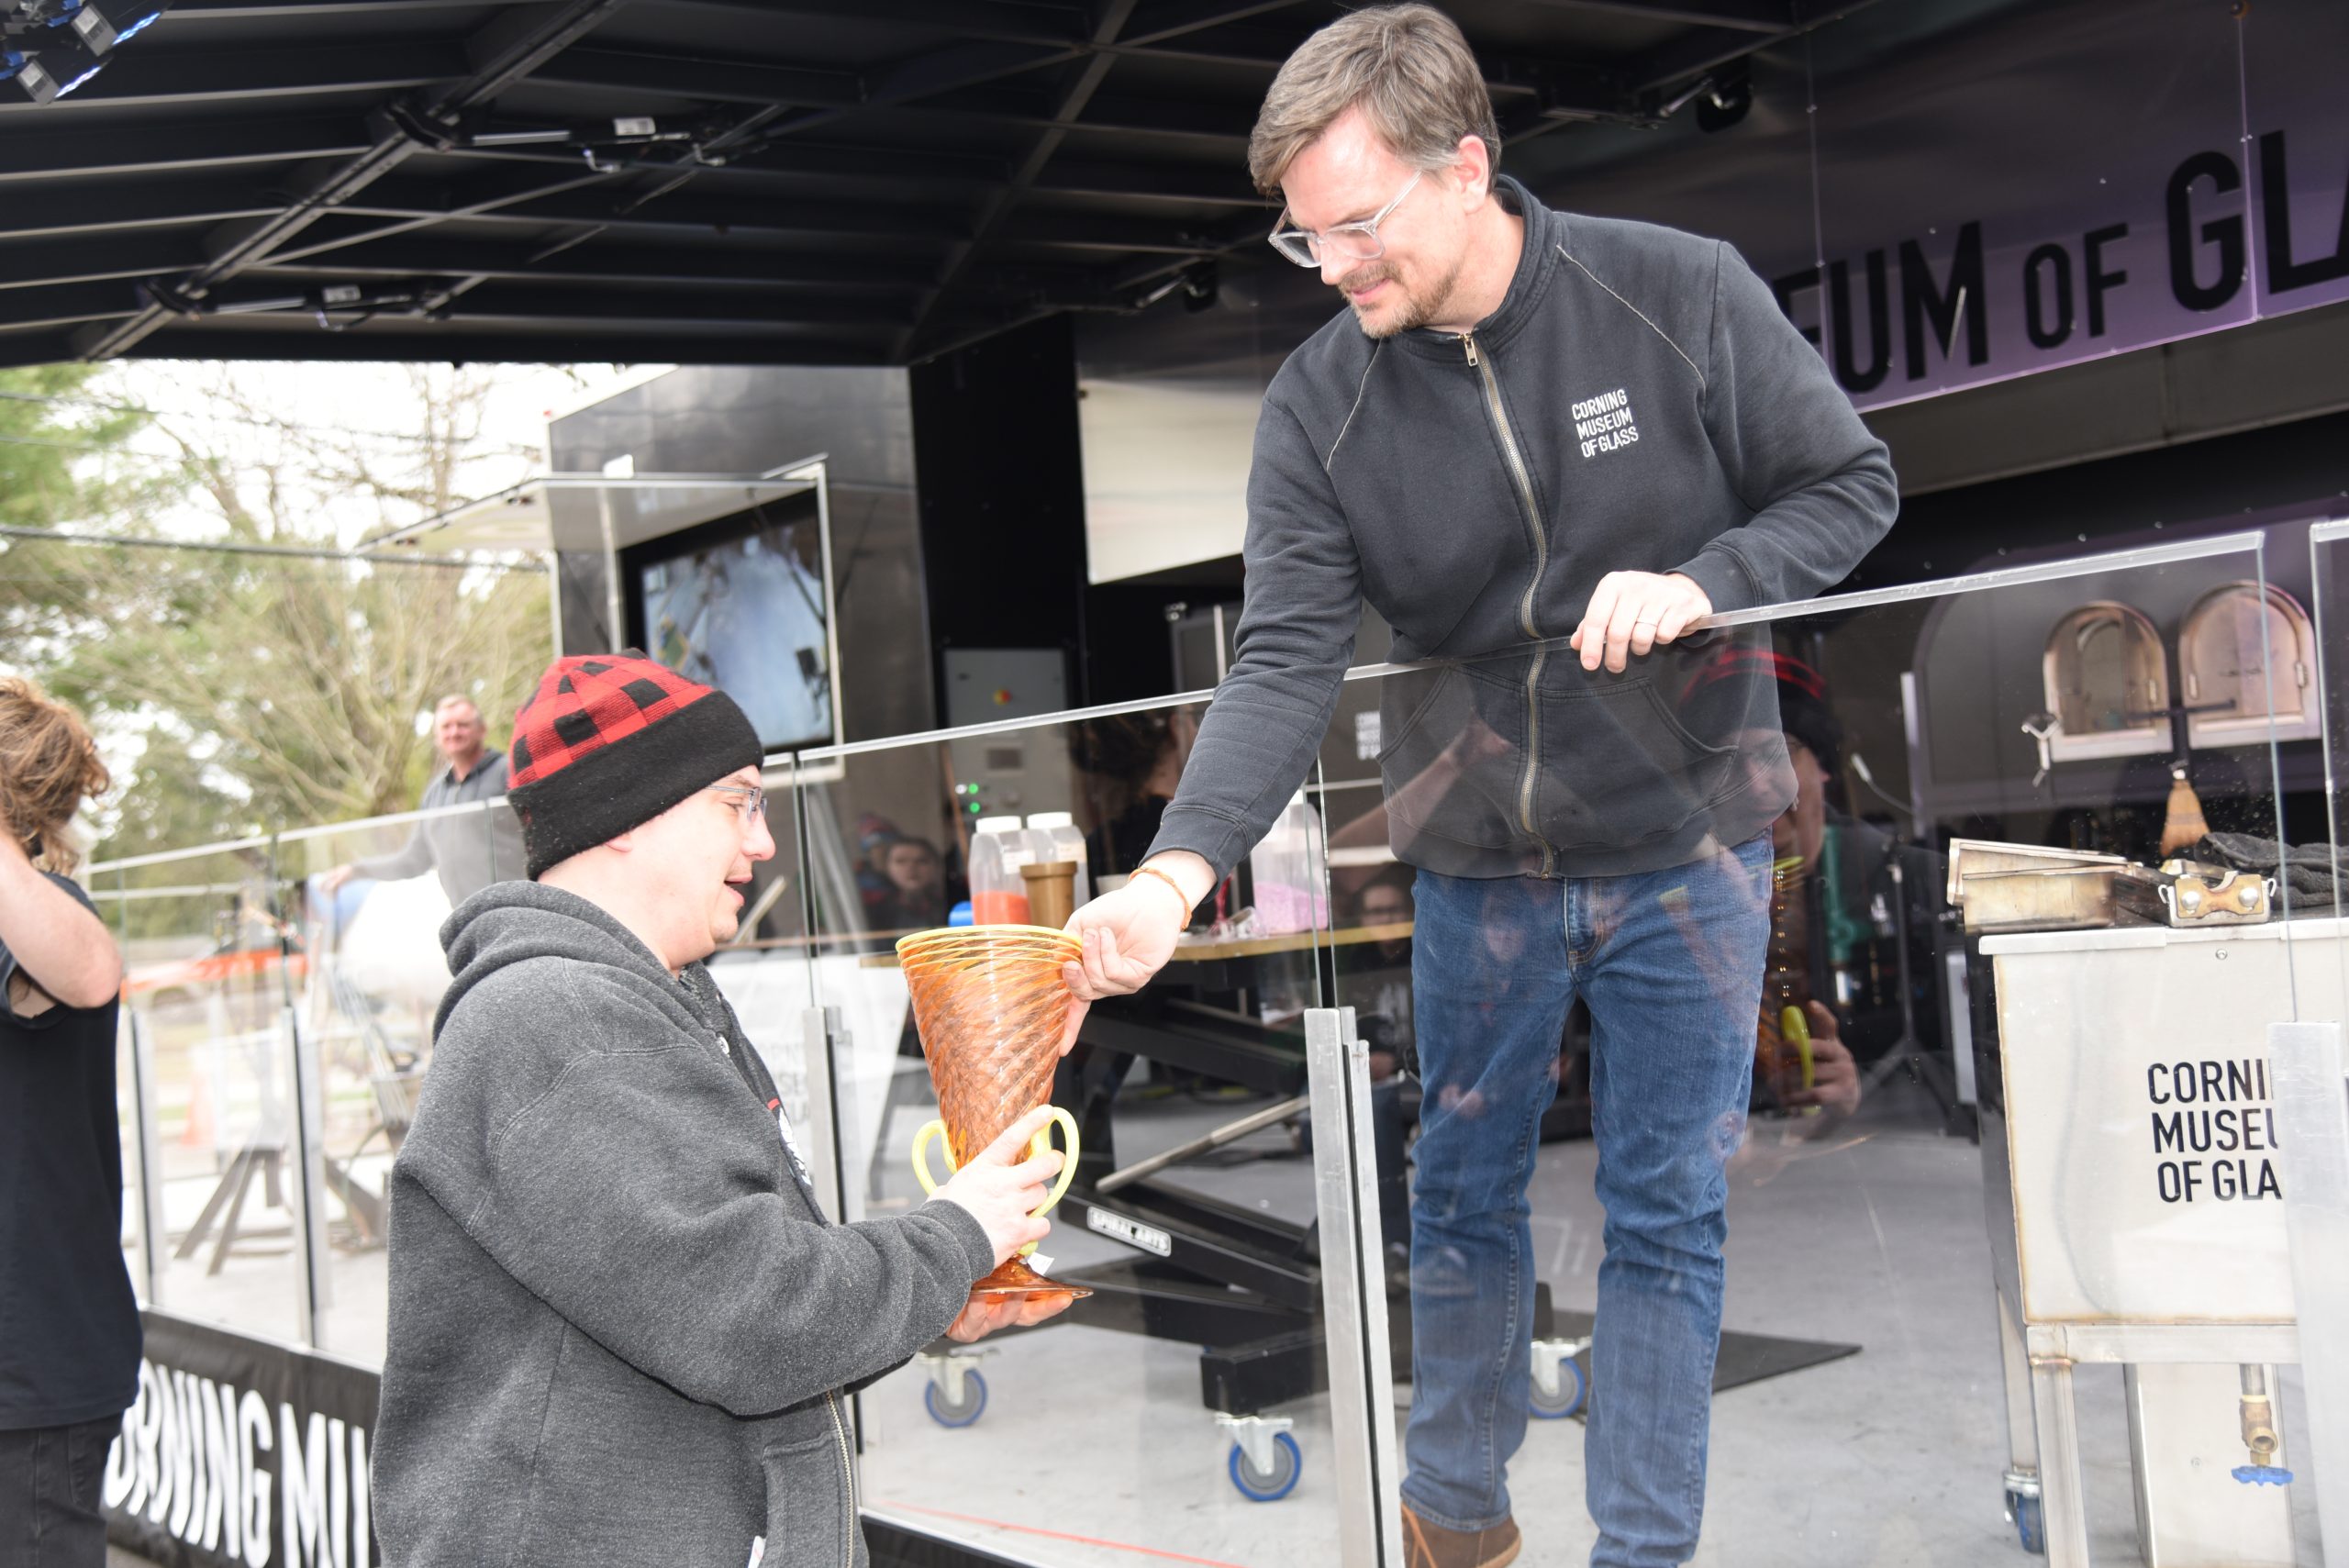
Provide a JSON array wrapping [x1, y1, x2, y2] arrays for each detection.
[[1335, 251, 1466, 339]]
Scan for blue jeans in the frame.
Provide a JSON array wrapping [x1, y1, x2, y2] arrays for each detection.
[[1400, 835, 1772, 1568]]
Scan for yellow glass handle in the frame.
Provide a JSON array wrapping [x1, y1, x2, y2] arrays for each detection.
[[1781, 1005, 1820, 1118], [1780, 1005, 1815, 1088], [911, 1107, 1083, 1237], [912, 1118, 953, 1197]]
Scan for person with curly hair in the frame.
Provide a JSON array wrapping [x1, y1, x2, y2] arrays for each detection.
[[0, 675, 138, 1568]]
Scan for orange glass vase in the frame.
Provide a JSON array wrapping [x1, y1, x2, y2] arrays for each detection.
[[897, 925, 1092, 1300]]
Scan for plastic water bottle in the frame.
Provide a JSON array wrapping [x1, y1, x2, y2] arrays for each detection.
[[1250, 791, 1330, 935], [1025, 811, 1092, 907], [969, 815, 1037, 925]]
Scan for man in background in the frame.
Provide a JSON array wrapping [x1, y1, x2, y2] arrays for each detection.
[[321, 694, 524, 907]]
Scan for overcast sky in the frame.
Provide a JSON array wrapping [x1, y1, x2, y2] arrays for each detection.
[[69, 359, 664, 550]]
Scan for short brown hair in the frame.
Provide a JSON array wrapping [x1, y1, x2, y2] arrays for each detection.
[[0, 675, 110, 873], [1248, 5, 1501, 195]]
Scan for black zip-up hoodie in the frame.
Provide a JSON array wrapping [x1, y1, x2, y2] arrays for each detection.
[[1149, 178, 1898, 882], [374, 882, 993, 1568]]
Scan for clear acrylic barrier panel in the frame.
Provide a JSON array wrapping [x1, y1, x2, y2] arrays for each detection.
[[2305, 519, 2349, 1013], [273, 799, 519, 1362], [2291, 516, 2349, 1558], [792, 696, 1353, 1563], [1321, 538, 2313, 1564], [100, 841, 309, 1347], [703, 774, 819, 1201]]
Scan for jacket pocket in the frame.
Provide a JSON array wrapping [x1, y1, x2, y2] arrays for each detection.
[[1534, 672, 1744, 851], [1377, 660, 1531, 852], [763, 1415, 859, 1568]]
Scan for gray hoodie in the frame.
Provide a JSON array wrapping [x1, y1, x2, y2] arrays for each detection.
[[373, 881, 992, 1568]]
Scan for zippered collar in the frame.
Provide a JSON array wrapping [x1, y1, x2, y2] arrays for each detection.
[[1390, 174, 1560, 362]]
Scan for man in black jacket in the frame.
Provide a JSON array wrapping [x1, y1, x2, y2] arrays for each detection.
[[1064, 8, 1896, 1566]]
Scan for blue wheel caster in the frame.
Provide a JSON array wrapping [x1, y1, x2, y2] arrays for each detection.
[[923, 1369, 986, 1428], [1530, 1338, 1587, 1419], [1530, 1354, 1586, 1419], [2006, 1489, 2044, 1555], [1228, 1431, 1302, 1501]]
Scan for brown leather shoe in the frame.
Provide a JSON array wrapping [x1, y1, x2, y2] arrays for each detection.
[[1400, 1504, 1521, 1568]]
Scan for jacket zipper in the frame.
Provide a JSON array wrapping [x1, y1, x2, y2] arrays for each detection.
[[826, 1391, 857, 1567], [729, 1014, 855, 1567], [1462, 330, 1558, 878]]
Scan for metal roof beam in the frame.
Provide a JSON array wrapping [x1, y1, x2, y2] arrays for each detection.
[[117, 327, 896, 366], [527, 45, 863, 107], [0, 282, 145, 334], [0, 234, 206, 291], [0, 41, 471, 113], [1119, 0, 1307, 48], [936, 85, 1254, 145], [250, 238, 944, 291], [996, 212, 1225, 255], [0, 116, 375, 183], [166, 1, 545, 17], [74, 0, 632, 361], [896, 0, 1142, 358], [431, 287, 918, 330], [655, 0, 1086, 49], [462, 185, 965, 240], [0, 278, 909, 337], [1620, 0, 1876, 93], [0, 181, 280, 241], [1509, 0, 1795, 33]]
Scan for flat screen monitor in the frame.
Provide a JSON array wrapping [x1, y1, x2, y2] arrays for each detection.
[[621, 488, 840, 755]]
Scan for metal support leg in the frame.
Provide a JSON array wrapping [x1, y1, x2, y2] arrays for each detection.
[[1997, 1285, 2041, 1502], [798, 1006, 848, 1225], [1306, 1007, 1401, 1567], [287, 1004, 330, 1347], [2028, 1351, 2093, 1567], [2270, 1019, 2349, 1566], [800, 1005, 863, 1467], [128, 1011, 168, 1307]]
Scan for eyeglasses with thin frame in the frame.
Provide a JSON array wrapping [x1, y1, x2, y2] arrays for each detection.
[[705, 782, 765, 828], [1267, 170, 1423, 269]]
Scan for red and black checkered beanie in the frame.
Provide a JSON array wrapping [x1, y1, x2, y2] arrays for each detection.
[[506, 651, 763, 879]]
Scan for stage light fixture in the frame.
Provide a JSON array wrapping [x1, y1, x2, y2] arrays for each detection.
[[0, 45, 60, 101], [0, 0, 171, 103]]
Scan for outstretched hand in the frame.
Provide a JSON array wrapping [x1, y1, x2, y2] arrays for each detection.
[[1063, 869, 1191, 998]]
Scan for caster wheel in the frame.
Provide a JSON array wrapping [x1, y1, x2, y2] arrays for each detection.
[[1228, 1431, 1302, 1502], [1529, 1355, 1586, 1419], [923, 1370, 987, 1429], [2006, 1490, 2044, 1556]]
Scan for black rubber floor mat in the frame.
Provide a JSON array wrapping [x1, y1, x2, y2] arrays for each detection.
[[1546, 1307, 1861, 1395]]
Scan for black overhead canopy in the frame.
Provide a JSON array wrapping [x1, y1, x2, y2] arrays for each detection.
[[0, 0, 1869, 369]]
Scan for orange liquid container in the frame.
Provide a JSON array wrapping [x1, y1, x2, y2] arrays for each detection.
[[968, 815, 1038, 926], [971, 888, 1032, 925]]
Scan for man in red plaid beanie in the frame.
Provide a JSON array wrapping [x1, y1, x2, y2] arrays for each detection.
[[375, 652, 1072, 1567]]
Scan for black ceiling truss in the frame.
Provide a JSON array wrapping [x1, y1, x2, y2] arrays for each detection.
[[0, 0, 1853, 369]]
